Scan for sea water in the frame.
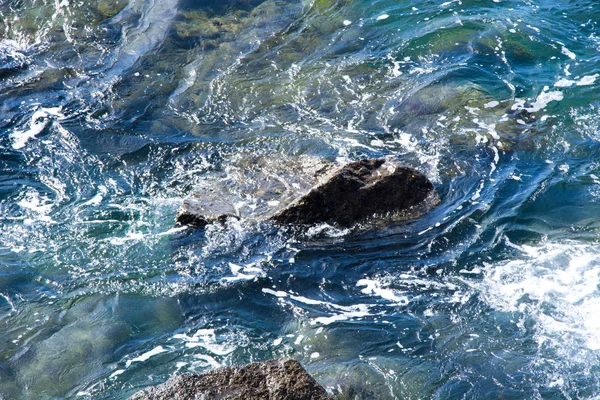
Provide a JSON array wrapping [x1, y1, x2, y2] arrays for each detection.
[[1, 0, 600, 398]]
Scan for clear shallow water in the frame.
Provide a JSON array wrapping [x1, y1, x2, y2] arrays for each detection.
[[1, 0, 600, 398]]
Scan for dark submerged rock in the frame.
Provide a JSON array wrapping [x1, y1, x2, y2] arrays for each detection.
[[0, 45, 29, 80], [176, 197, 239, 228], [270, 158, 437, 228], [129, 359, 330, 400], [175, 154, 337, 228]]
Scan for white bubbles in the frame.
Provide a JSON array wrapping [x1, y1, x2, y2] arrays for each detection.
[[10, 107, 64, 149], [173, 329, 236, 356], [17, 189, 54, 217], [261, 287, 372, 326], [554, 78, 576, 88], [221, 261, 266, 283], [356, 278, 408, 304], [554, 74, 598, 88], [512, 89, 564, 114], [561, 46, 576, 60], [478, 240, 600, 357], [125, 346, 168, 368]]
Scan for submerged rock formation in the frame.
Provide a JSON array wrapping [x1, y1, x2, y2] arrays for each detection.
[[176, 157, 438, 229], [175, 154, 337, 227], [176, 197, 239, 228], [129, 359, 330, 400]]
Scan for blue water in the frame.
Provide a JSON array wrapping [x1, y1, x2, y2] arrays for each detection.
[[2, 0, 600, 398]]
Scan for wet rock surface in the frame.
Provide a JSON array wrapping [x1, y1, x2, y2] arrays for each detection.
[[129, 359, 330, 400], [175, 154, 337, 227], [270, 158, 437, 227], [177, 157, 437, 229]]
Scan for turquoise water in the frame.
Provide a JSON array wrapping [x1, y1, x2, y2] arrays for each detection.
[[2, 0, 600, 398]]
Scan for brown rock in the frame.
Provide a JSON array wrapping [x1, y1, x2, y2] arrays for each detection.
[[129, 359, 330, 400]]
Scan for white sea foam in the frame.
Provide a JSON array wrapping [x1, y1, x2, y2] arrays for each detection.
[[173, 328, 235, 356], [311, 305, 370, 325], [305, 223, 350, 238], [82, 185, 108, 207], [289, 295, 329, 306], [513, 89, 563, 113], [221, 261, 265, 283], [262, 288, 288, 298], [194, 354, 222, 369], [554, 74, 598, 88], [561, 46, 576, 60], [511, 98, 526, 110], [109, 369, 125, 379], [0, 293, 16, 314], [262, 288, 372, 325], [125, 346, 167, 368], [478, 241, 600, 352], [18, 190, 54, 215], [473, 119, 499, 140], [357, 279, 408, 304], [465, 106, 479, 115], [440, 1, 457, 7], [576, 74, 598, 86], [554, 78, 576, 88], [529, 90, 564, 112], [156, 226, 188, 236], [11, 107, 64, 149], [82, 193, 103, 206]]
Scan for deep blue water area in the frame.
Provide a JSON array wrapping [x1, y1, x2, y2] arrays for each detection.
[[2, 0, 600, 398]]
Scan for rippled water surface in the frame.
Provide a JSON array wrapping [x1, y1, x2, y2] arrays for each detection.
[[2, 0, 600, 398]]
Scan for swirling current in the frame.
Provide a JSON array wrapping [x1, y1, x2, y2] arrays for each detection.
[[2, 0, 600, 398]]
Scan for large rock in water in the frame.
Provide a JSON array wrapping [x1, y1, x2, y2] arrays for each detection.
[[175, 154, 337, 227], [129, 359, 330, 400], [176, 157, 437, 228], [270, 158, 438, 228]]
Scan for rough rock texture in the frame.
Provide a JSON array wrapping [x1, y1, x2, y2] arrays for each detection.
[[270, 158, 438, 228], [176, 157, 437, 229], [129, 359, 330, 400]]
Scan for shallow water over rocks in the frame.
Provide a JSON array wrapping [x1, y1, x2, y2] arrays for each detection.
[[2, 0, 600, 399]]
